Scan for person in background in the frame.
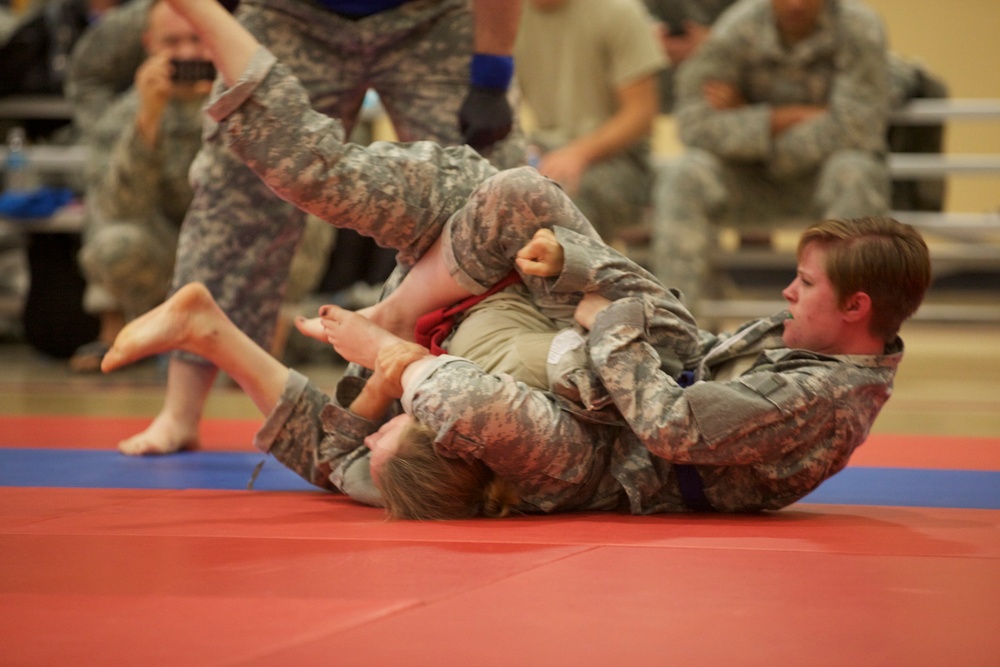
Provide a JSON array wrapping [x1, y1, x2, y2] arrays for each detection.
[[111, 0, 527, 456], [652, 0, 892, 312], [515, 0, 665, 242], [643, 0, 736, 112], [69, 0, 209, 371]]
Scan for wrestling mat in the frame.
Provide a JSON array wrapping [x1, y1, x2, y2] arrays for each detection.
[[2, 415, 998, 666]]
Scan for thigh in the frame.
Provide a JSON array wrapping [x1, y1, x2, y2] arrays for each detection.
[[239, 0, 368, 125]]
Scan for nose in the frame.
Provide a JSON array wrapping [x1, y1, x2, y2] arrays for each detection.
[[781, 280, 796, 302]]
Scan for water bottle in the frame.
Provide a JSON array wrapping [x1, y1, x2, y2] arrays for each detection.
[[4, 127, 39, 193]]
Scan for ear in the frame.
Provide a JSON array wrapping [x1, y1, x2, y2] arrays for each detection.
[[841, 291, 872, 324]]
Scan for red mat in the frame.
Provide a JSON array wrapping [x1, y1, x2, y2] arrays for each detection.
[[1, 487, 998, 666]]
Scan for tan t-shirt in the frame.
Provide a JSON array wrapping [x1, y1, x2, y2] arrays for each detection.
[[515, 0, 667, 148]]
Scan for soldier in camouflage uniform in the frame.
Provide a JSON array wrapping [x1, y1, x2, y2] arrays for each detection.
[[73, 0, 210, 371], [110, 0, 526, 455], [652, 0, 892, 311]]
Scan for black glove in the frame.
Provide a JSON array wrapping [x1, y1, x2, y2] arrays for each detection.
[[459, 85, 513, 152]]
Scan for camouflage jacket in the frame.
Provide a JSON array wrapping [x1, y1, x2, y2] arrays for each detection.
[[85, 88, 204, 229], [674, 0, 890, 179], [405, 229, 903, 513], [229, 46, 902, 514]]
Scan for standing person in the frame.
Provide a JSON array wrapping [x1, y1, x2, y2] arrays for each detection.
[[70, 0, 212, 372], [652, 0, 892, 311], [515, 0, 665, 241], [117, 0, 526, 455]]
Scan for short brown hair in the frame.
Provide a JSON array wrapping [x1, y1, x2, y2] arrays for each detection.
[[378, 420, 518, 520], [798, 216, 931, 341]]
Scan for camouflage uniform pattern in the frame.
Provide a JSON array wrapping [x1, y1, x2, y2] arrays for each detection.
[[409, 303, 903, 514], [173, 0, 525, 365], [78, 91, 204, 320], [234, 46, 902, 516], [65, 0, 151, 141], [652, 0, 892, 308]]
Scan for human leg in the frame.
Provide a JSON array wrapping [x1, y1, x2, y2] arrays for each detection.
[[572, 149, 653, 242], [104, 282, 291, 420], [651, 149, 728, 311], [816, 149, 891, 219], [368, 0, 525, 170]]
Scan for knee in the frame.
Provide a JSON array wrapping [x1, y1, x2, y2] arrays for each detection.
[[655, 150, 727, 215], [817, 150, 890, 213]]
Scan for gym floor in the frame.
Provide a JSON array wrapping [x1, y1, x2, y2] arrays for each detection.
[[1, 319, 999, 666]]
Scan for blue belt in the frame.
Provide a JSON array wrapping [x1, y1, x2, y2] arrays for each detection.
[[674, 464, 714, 512], [673, 370, 714, 511]]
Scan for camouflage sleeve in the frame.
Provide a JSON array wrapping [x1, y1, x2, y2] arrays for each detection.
[[64, 0, 149, 140], [586, 300, 840, 465], [673, 13, 773, 162], [402, 356, 604, 488], [768, 6, 890, 176], [676, 0, 889, 175], [551, 226, 702, 374], [86, 93, 163, 223], [255, 370, 383, 505], [206, 47, 497, 267]]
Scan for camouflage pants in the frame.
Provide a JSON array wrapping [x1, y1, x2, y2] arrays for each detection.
[[571, 147, 654, 242], [174, 0, 525, 364], [651, 147, 891, 309]]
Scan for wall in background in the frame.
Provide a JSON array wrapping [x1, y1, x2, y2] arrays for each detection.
[[655, 0, 1000, 214], [868, 0, 1000, 213]]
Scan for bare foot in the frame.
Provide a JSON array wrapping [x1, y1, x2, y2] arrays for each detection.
[[357, 299, 418, 343], [117, 411, 200, 456], [101, 283, 216, 373], [293, 315, 328, 344], [319, 304, 405, 369]]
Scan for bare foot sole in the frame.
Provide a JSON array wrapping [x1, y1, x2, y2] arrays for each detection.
[[293, 316, 328, 344], [117, 412, 199, 456], [320, 304, 405, 369], [102, 283, 215, 373]]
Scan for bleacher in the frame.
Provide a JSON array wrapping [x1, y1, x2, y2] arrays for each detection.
[[637, 98, 1000, 324], [2, 95, 1000, 323]]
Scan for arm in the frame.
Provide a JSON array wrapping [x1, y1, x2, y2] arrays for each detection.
[[537, 74, 660, 195], [584, 302, 839, 465], [767, 11, 890, 176], [401, 356, 607, 500], [517, 225, 701, 377], [459, 0, 523, 150], [672, 12, 773, 162], [87, 94, 164, 222]]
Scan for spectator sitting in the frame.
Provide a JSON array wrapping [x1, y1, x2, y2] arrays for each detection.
[[515, 0, 666, 242], [651, 0, 892, 312]]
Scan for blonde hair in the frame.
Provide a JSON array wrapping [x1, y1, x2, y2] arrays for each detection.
[[798, 216, 931, 342], [378, 420, 519, 520]]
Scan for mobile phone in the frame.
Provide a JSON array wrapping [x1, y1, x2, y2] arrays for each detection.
[[171, 59, 217, 83]]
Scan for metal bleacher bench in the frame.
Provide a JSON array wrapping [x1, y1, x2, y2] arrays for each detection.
[[640, 98, 1000, 324]]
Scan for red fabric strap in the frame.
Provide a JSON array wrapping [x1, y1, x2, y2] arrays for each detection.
[[414, 270, 523, 355]]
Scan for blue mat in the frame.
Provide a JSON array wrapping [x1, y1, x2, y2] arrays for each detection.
[[0, 449, 316, 492], [1, 449, 998, 509]]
